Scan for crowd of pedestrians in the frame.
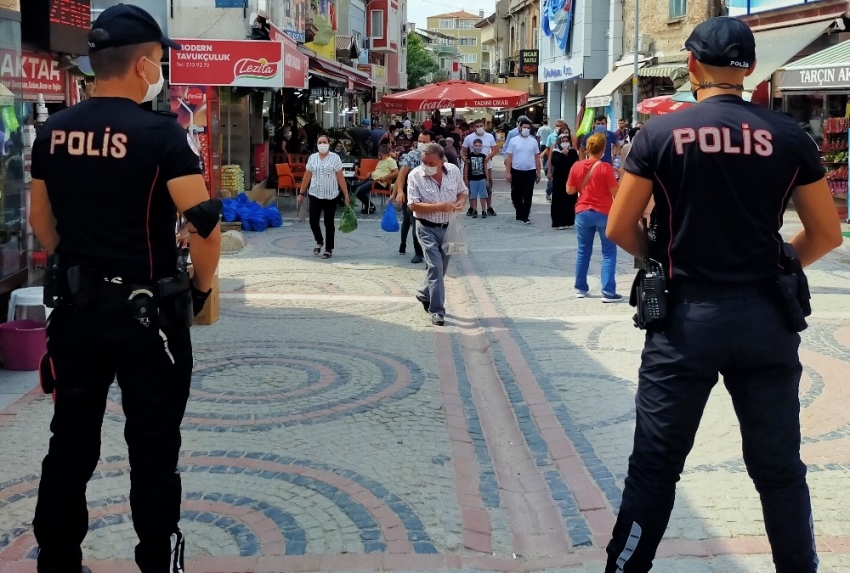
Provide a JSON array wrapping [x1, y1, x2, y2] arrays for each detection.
[[294, 111, 643, 307]]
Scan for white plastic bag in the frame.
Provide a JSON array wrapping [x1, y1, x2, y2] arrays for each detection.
[[444, 213, 468, 255]]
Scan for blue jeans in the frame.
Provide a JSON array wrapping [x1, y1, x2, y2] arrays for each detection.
[[574, 209, 617, 295]]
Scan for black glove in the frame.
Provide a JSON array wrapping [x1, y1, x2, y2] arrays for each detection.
[[191, 283, 212, 316]]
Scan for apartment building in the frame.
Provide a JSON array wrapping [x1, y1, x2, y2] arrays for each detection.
[[426, 10, 484, 73]]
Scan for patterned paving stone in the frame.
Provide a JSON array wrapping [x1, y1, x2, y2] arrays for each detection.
[[0, 167, 848, 572]]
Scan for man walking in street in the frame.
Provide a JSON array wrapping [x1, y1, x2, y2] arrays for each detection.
[[391, 130, 434, 263], [579, 116, 620, 164], [407, 143, 467, 326], [504, 118, 541, 224]]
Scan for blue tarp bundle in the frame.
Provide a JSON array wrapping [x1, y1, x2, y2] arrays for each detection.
[[221, 193, 283, 232]]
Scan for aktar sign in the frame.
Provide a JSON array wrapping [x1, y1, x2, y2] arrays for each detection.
[[779, 65, 850, 90]]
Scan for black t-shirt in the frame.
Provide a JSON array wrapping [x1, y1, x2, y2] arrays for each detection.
[[625, 95, 824, 283], [31, 97, 203, 282], [468, 153, 487, 181]]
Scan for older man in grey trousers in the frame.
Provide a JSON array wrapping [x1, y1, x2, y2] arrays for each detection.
[[407, 143, 468, 326]]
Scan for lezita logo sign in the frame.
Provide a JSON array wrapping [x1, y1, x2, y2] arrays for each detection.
[[234, 58, 278, 80], [170, 40, 283, 88]]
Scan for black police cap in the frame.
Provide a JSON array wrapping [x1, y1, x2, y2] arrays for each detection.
[[88, 4, 181, 53], [684, 17, 756, 70]]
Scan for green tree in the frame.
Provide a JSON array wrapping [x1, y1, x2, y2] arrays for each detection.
[[406, 33, 439, 88]]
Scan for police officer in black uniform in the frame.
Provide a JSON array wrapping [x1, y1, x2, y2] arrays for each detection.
[[28, 6, 222, 573], [604, 17, 842, 573]]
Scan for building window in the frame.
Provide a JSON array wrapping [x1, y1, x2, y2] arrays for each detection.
[[669, 0, 686, 19], [459, 37, 477, 46], [371, 10, 384, 38], [440, 57, 451, 69], [459, 20, 475, 29], [461, 53, 477, 63], [439, 19, 455, 29], [531, 16, 538, 48]]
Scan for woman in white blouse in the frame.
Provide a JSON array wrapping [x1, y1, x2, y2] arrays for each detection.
[[298, 135, 351, 259]]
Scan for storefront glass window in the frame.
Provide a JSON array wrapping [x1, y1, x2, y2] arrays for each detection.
[[0, 18, 26, 281]]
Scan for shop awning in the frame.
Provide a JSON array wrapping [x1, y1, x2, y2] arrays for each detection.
[[585, 63, 646, 108], [302, 48, 372, 89], [508, 96, 546, 111], [744, 20, 833, 92], [638, 64, 687, 81], [779, 38, 850, 90]]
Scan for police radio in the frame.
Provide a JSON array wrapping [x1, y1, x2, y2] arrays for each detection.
[[630, 219, 669, 330]]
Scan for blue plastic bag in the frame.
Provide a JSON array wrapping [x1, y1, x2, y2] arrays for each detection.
[[264, 207, 283, 227], [380, 204, 400, 232]]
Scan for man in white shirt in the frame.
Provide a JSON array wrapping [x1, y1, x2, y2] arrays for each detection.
[[461, 118, 498, 216], [504, 118, 541, 224], [501, 115, 530, 157], [408, 143, 468, 326]]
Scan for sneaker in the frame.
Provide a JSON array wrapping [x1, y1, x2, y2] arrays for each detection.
[[399, 243, 406, 255], [472, 211, 478, 218], [602, 293, 624, 303], [487, 208, 497, 216], [523, 220, 531, 225], [482, 211, 487, 219], [575, 291, 589, 298], [466, 207, 474, 217], [411, 254, 423, 264], [369, 203, 377, 214], [169, 530, 185, 573], [431, 313, 445, 326], [417, 297, 430, 312]]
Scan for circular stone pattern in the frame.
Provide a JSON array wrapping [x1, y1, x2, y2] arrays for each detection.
[[105, 342, 424, 431], [0, 453, 438, 562]]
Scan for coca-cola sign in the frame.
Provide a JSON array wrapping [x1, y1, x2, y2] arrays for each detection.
[[170, 40, 284, 88]]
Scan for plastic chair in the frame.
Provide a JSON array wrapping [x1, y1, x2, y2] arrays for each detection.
[[7, 287, 51, 323], [275, 163, 299, 207], [355, 159, 379, 183]]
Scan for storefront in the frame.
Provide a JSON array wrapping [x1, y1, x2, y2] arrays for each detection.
[[302, 49, 372, 129], [778, 39, 850, 220], [170, 38, 307, 197], [0, 4, 28, 299]]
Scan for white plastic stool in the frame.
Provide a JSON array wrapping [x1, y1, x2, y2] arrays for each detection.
[[7, 287, 52, 323]]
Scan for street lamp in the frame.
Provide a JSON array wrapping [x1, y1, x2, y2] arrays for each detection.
[[632, 0, 639, 126]]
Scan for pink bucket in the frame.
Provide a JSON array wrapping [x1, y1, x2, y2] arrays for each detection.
[[0, 320, 47, 371]]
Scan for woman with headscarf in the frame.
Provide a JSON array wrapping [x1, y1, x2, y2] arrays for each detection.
[[549, 132, 579, 229]]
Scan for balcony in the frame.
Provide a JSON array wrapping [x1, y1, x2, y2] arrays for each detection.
[[497, 58, 518, 77]]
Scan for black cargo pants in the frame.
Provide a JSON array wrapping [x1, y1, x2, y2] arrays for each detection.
[[34, 301, 193, 573], [606, 287, 818, 573]]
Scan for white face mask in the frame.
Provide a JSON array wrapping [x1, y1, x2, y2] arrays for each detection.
[[418, 142, 429, 152], [317, 143, 330, 153], [142, 58, 164, 103], [521, 128, 530, 137], [560, 142, 571, 149], [476, 127, 485, 135], [422, 165, 438, 176]]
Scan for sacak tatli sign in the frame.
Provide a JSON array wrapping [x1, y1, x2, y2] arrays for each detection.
[[779, 65, 850, 90]]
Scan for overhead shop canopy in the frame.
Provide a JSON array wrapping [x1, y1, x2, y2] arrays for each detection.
[[743, 20, 833, 92], [779, 39, 850, 90], [585, 63, 645, 108], [638, 64, 688, 82]]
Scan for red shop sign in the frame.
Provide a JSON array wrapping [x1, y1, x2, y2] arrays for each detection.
[[0, 50, 67, 101], [270, 22, 309, 89], [170, 39, 284, 88]]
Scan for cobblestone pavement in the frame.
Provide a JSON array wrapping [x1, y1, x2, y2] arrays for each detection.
[[1, 161, 849, 572]]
